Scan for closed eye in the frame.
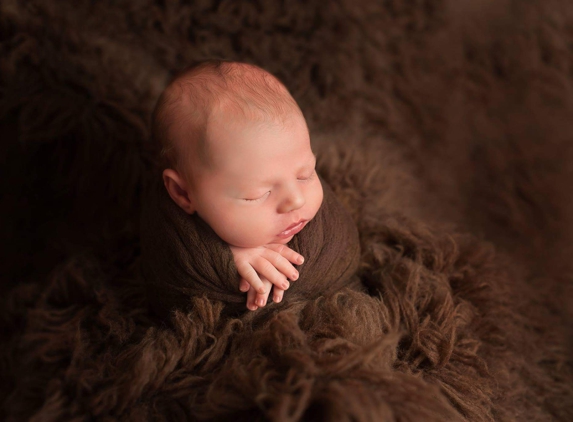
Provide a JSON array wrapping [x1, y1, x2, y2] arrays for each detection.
[[298, 169, 316, 182], [242, 191, 270, 202]]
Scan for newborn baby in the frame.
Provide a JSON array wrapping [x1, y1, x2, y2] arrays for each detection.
[[151, 60, 324, 311]]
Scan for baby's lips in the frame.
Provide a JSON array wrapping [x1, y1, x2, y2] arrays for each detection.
[[277, 220, 308, 238]]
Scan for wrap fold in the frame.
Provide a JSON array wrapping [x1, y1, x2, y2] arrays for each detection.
[[140, 177, 362, 318]]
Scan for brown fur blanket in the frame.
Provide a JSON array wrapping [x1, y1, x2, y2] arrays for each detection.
[[1, 0, 573, 421], [140, 177, 362, 319]]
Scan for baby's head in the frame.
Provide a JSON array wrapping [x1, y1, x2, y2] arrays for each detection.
[[152, 60, 323, 248]]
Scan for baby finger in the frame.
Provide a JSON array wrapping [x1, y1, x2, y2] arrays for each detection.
[[236, 261, 266, 295], [239, 278, 250, 292], [272, 287, 285, 303], [253, 256, 290, 290], [246, 287, 258, 311], [261, 249, 298, 283], [268, 243, 304, 265], [254, 277, 273, 307]]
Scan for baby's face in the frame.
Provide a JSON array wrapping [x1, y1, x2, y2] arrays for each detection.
[[185, 111, 323, 248]]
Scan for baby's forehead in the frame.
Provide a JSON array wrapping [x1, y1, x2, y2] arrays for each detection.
[[164, 62, 304, 159]]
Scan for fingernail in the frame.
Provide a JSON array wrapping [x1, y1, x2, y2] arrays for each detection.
[[257, 298, 265, 307], [283, 281, 290, 289], [298, 257, 304, 264], [292, 273, 298, 280], [248, 304, 257, 311], [274, 296, 282, 303]]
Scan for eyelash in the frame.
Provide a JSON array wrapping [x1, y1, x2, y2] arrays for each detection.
[[243, 191, 270, 202], [298, 170, 316, 182]]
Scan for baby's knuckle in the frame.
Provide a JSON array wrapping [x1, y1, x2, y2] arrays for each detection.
[[261, 261, 275, 273], [243, 267, 257, 279], [254, 256, 268, 269], [273, 274, 286, 284], [271, 254, 283, 266]]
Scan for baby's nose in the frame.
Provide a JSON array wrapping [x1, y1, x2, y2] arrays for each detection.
[[279, 186, 305, 213]]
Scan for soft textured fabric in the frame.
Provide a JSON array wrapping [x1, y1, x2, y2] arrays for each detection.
[[140, 177, 362, 319], [2, 0, 573, 421]]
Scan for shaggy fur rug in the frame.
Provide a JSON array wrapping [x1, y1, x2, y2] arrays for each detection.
[[1, 0, 573, 420]]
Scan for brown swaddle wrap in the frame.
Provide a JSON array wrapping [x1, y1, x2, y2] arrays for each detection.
[[140, 177, 362, 319]]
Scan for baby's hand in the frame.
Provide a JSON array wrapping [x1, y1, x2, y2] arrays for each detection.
[[246, 275, 275, 312], [229, 244, 304, 311]]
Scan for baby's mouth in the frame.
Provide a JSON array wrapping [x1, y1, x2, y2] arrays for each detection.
[[277, 220, 307, 238]]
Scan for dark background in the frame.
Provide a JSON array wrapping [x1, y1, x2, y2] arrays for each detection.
[[1, 0, 573, 419]]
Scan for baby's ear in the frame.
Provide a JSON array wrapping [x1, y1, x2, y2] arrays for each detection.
[[163, 168, 195, 214]]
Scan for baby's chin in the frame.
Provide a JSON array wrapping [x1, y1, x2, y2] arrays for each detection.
[[227, 225, 304, 247], [226, 235, 292, 248], [270, 235, 294, 245]]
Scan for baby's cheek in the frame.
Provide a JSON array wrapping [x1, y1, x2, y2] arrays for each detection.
[[224, 209, 270, 247], [230, 208, 254, 227]]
